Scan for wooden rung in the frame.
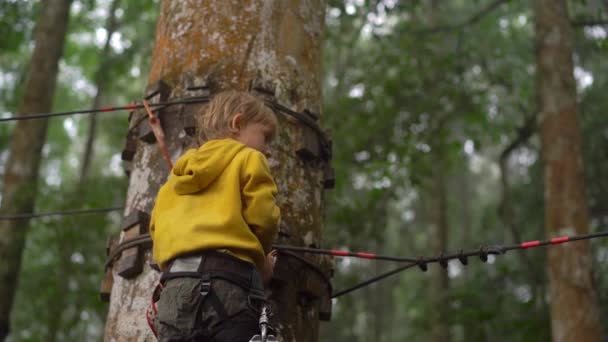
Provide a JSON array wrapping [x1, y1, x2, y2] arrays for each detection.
[[115, 224, 144, 279], [99, 268, 114, 302], [100, 234, 119, 301]]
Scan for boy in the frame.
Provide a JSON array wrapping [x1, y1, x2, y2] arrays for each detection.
[[150, 90, 281, 341]]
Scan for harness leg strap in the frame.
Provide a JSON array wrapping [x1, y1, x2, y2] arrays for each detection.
[[200, 273, 229, 320]]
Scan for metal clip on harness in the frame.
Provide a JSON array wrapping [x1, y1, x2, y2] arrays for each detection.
[[249, 305, 278, 342]]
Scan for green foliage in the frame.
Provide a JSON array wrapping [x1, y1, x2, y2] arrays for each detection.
[[1, 0, 157, 340], [320, 0, 607, 341], [0, 1, 37, 52]]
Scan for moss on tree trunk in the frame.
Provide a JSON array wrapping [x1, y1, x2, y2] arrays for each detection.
[[103, 1, 327, 341]]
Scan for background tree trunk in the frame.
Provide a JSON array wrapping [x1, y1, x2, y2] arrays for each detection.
[[0, 0, 72, 340], [426, 1, 451, 340], [79, 0, 121, 185], [428, 148, 450, 342], [44, 5, 122, 335], [103, 1, 327, 341], [534, 1, 601, 341]]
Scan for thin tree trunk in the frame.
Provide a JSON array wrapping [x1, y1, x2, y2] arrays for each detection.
[[80, 0, 121, 184], [426, 0, 450, 340], [371, 261, 385, 342], [0, 1, 72, 340], [457, 160, 484, 341], [45, 3, 123, 338], [367, 198, 391, 342], [428, 149, 450, 342], [534, 1, 601, 341], [46, 226, 73, 342], [103, 1, 326, 341], [499, 146, 545, 301]]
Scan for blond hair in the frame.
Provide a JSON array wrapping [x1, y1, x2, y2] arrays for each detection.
[[198, 90, 278, 142]]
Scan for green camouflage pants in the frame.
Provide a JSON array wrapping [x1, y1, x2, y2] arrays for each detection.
[[153, 277, 260, 342]]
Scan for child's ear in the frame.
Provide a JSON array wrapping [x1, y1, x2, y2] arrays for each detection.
[[229, 113, 243, 133]]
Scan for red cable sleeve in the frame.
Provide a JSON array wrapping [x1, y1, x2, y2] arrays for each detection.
[[356, 252, 377, 259], [521, 240, 540, 249], [331, 250, 350, 257], [550, 236, 569, 244], [146, 308, 157, 337]]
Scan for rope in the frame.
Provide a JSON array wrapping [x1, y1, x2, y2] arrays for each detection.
[[277, 250, 333, 293], [0, 95, 331, 161], [274, 230, 608, 298], [6, 204, 607, 299], [104, 233, 152, 270], [0, 206, 123, 220], [273, 244, 419, 263], [0, 98, 209, 122], [332, 262, 418, 298]]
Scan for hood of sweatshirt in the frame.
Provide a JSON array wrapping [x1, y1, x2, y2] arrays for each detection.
[[172, 139, 246, 195]]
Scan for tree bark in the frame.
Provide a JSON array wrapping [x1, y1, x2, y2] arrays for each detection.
[[0, 0, 72, 340], [103, 1, 326, 341], [534, 1, 601, 341]]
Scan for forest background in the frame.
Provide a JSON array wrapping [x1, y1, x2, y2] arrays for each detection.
[[0, 0, 607, 341]]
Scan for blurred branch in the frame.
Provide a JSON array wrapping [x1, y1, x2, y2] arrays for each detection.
[[498, 116, 542, 292], [571, 19, 608, 27], [415, 0, 510, 35], [591, 206, 608, 217], [330, 5, 375, 97], [499, 115, 536, 162], [478, 57, 535, 122]]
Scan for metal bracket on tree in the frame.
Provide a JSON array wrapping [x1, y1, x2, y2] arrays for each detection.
[[250, 81, 335, 189]]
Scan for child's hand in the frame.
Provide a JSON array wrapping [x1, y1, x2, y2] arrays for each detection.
[[262, 250, 278, 284]]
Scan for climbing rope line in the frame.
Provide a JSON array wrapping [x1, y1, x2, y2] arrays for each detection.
[[2, 203, 607, 298], [0, 94, 332, 159], [0, 96, 330, 145], [0, 98, 209, 122], [0, 206, 123, 220], [275, 230, 608, 297], [332, 262, 418, 298], [104, 233, 153, 270], [277, 249, 333, 292]]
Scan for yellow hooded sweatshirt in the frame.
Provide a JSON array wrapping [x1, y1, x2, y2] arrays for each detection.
[[150, 139, 280, 272]]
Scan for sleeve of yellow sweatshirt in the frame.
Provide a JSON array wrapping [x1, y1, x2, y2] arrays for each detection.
[[241, 150, 280, 254]]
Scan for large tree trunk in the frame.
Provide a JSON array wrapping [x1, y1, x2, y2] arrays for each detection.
[[103, 1, 327, 341], [534, 1, 601, 341], [0, 1, 72, 340]]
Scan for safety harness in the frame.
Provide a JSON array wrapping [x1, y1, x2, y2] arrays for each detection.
[[146, 251, 272, 340]]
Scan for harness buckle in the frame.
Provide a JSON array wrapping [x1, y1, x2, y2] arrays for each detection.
[[247, 294, 265, 314], [200, 273, 211, 297]]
